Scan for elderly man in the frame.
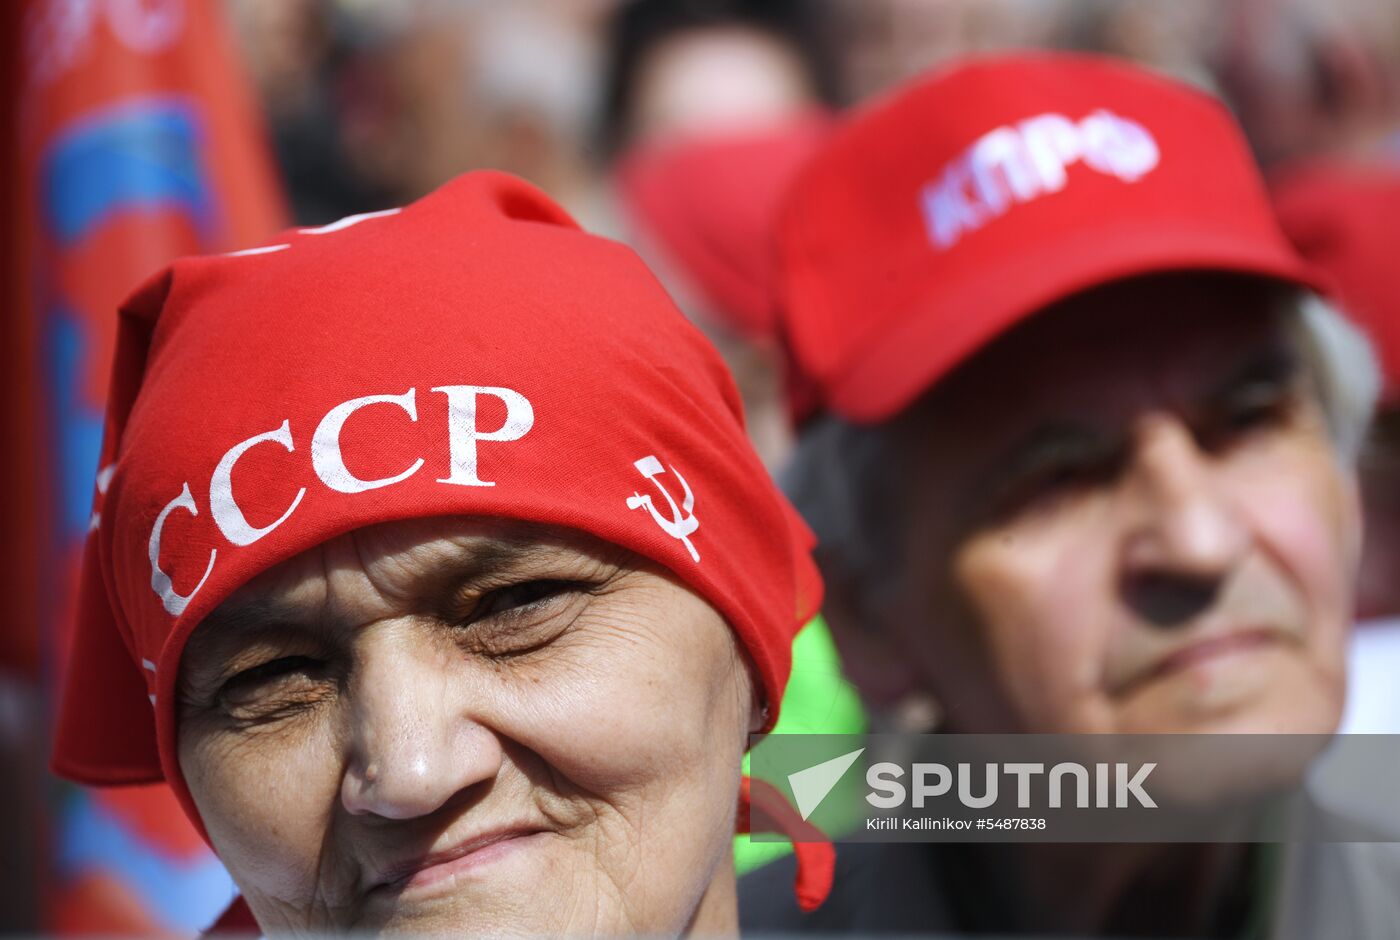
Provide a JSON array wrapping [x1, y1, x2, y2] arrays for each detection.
[[740, 54, 1393, 937]]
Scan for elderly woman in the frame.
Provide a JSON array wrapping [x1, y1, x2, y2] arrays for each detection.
[[51, 172, 829, 935]]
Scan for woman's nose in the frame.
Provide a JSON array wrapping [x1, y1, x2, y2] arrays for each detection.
[[340, 629, 503, 819], [1119, 415, 1250, 627]]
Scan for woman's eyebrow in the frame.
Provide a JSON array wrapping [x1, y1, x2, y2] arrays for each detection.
[[188, 532, 597, 656], [411, 532, 571, 599], [181, 597, 325, 684], [198, 597, 313, 638]]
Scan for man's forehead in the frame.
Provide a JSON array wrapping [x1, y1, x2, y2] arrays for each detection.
[[932, 274, 1294, 422]]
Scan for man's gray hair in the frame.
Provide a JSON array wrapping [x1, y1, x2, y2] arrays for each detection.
[[1295, 292, 1383, 464], [783, 290, 1382, 628]]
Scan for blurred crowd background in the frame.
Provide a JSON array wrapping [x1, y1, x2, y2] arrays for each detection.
[[223, 0, 1400, 223], [221, 0, 1400, 471], [4, 0, 1400, 934]]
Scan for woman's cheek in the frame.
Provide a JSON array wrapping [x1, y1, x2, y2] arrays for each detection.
[[187, 723, 343, 911], [510, 639, 672, 789], [516, 599, 739, 788]]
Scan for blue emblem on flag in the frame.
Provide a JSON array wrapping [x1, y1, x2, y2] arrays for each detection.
[[42, 97, 216, 245]]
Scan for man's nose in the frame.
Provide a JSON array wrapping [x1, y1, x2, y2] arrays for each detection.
[[340, 626, 503, 819], [1119, 415, 1250, 628]]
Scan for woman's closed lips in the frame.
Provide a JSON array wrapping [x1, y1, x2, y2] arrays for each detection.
[[367, 825, 553, 896]]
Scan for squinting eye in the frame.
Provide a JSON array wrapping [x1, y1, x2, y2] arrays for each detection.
[[473, 579, 584, 621], [450, 578, 593, 659], [986, 456, 1122, 524], [1202, 383, 1295, 447], [220, 655, 324, 703], [1020, 463, 1106, 504]]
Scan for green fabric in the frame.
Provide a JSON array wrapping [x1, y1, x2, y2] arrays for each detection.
[[734, 613, 867, 874]]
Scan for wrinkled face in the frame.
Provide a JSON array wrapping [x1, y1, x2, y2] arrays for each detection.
[[177, 517, 755, 935], [891, 275, 1360, 735]]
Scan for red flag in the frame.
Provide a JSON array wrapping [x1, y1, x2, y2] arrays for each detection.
[[13, 0, 287, 932]]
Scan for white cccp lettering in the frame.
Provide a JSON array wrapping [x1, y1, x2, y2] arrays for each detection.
[[210, 419, 306, 545], [433, 385, 535, 487], [148, 383, 536, 615], [312, 389, 425, 493], [149, 482, 217, 616]]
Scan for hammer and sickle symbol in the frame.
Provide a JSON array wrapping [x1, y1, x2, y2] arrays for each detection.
[[626, 455, 700, 562]]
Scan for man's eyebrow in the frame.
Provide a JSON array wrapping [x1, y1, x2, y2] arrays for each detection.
[[963, 420, 1121, 519], [1201, 345, 1301, 403], [989, 420, 1118, 480]]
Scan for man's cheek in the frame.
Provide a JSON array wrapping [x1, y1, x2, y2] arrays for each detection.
[[963, 535, 1111, 714], [1242, 470, 1357, 612], [1032, 546, 1119, 706]]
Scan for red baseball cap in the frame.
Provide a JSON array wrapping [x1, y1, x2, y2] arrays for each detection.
[[50, 170, 832, 910], [1272, 160, 1400, 405], [777, 52, 1330, 423]]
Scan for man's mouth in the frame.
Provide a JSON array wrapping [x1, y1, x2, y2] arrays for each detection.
[[1126, 626, 1292, 692]]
